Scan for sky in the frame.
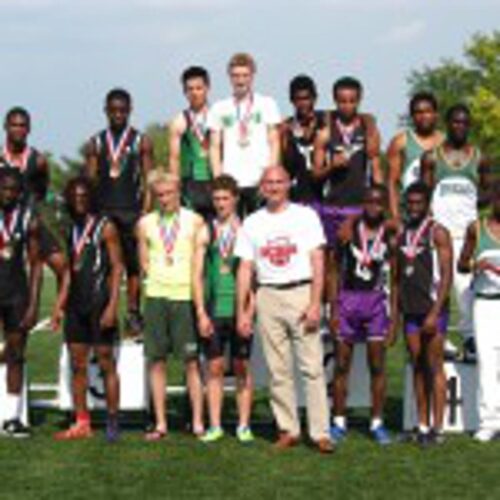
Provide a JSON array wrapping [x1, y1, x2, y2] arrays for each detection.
[[0, 0, 499, 161]]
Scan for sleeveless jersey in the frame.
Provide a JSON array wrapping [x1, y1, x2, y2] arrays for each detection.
[[338, 219, 389, 292], [0, 204, 32, 303], [283, 111, 325, 202], [431, 145, 480, 239], [180, 110, 211, 182], [398, 219, 442, 315], [472, 218, 500, 297], [205, 220, 239, 318], [67, 216, 111, 314], [325, 112, 369, 206], [142, 207, 198, 300], [93, 128, 143, 212], [401, 130, 427, 190]]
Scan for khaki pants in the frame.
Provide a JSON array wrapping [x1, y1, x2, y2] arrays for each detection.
[[256, 285, 330, 441]]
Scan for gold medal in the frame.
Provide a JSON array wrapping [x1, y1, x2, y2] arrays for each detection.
[[220, 262, 231, 274], [2, 246, 12, 260]]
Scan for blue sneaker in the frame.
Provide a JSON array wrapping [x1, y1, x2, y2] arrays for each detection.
[[371, 425, 391, 446], [330, 424, 347, 443]]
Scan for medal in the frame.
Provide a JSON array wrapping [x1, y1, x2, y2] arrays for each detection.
[[2, 145, 31, 172], [235, 93, 253, 148], [215, 217, 239, 275], [159, 212, 180, 266], [219, 263, 231, 274], [358, 221, 385, 268], [2, 245, 12, 260], [0, 207, 19, 261], [187, 107, 209, 154], [405, 264, 415, 277], [106, 127, 131, 178], [402, 217, 432, 276], [72, 216, 95, 272]]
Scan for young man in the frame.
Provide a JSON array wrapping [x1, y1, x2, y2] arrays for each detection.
[[137, 171, 205, 440], [421, 104, 491, 362], [169, 66, 213, 218], [0, 107, 66, 285], [0, 169, 43, 437], [51, 177, 123, 442], [235, 166, 334, 454], [387, 92, 443, 220], [85, 88, 154, 337], [397, 182, 452, 445], [458, 180, 500, 442], [208, 53, 281, 216], [193, 174, 254, 443], [280, 75, 325, 203], [330, 185, 398, 445]]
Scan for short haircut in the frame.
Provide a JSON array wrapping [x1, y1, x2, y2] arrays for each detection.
[[289, 75, 317, 101], [63, 176, 94, 208], [5, 107, 31, 126], [405, 181, 432, 204], [333, 76, 363, 99], [409, 91, 438, 115], [147, 169, 180, 191], [365, 182, 388, 202], [0, 167, 23, 190], [212, 174, 239, 197], [105, 88, 132, 107], [181, 66, 210, 86], [446, 103, 471, 123], [227, 53, 257, 74]]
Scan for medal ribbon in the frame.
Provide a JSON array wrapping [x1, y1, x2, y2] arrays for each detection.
[[336, 119, 356, 147], [0, 208, 19, 249], [2, 145, 31, 172], [72, 216, 95, 268], [105, 127, 131, 177], [358, 221, 385, 267], [404, 217, 432, 260], [214, 217, 240, 260], [188, 108, 209, 150], [235, 93, 254, 142], [159, 212, 180, 257]]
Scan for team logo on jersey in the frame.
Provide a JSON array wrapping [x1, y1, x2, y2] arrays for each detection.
[[260, 236, 297, 267]]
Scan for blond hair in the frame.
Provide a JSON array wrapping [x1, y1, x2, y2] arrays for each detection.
[[147, 168, 180, 191], [227, 52, 257, 74]]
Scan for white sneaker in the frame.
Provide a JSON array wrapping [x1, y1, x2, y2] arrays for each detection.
[[474, 428, 497, 443]]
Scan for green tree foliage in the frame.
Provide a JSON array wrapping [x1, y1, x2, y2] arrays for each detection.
[[407, 31, 500, 163], [145, 122, 169, 169]]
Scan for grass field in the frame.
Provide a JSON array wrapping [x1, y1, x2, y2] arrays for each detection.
[[1, 275, 500, 500]]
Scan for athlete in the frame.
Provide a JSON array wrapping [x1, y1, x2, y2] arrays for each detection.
[[169, 66, 213, 218], [0, 107, 66, 285], [193, 175, 254, 443], [421, 104, 491, 362], [208, 53, 281, 216], [397, 182, 452, 446], [0, 169, 43, 437], [458, 180, 500, 442], [280, 75, 325, 203], [330, 184, 398, 445], [51, 177, 122, 442], [85, 88, 154, 336], [137, 171, 205, 440], [387, 92, 443, 220]]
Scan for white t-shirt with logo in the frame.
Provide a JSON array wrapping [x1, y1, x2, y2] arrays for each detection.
[[207, 92, 281, 188], [234, 203, 326, 285]]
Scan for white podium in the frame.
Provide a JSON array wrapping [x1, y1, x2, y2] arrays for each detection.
[[0, 364, 29, 426], [58, 341, 147, 411], [403, 361, 479, 432]]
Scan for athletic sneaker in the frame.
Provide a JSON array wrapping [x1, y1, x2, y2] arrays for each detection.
[[236, 426, 255, 444], [2, 419, 31, 438], [54, 422, 93, 441], [106, 419, 120, 443], [444, 339, 459, 361], [199, 427, 224, 443], [416, 431, 433, 448], [462, 338, 477, 364], [430, 429, 445, 445], [330, 424, 347, 443], [371, 425, 391, 446], [125, 310, 144, 338], [474, 428, 497, 443]]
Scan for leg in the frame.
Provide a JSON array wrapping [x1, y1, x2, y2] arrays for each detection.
[[205, 356, 225, 430], [332, 340, 354, 423], [424, 333, 446, 432], [366, 340, 387, 422], [95, 344, 120, 417], [185, 358, 204, 434], [233, 358, 254, 431], [452, 239, 474, 343], [148, 360, 168, 434]]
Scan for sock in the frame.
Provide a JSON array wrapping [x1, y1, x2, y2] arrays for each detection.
[[6, 393, 21, 420], [333, 416, 346, 429], [418, 424, 430, 434], [370, 418, 383, 431], [237, 424, 249, 432], [76, 410, 91, 426]]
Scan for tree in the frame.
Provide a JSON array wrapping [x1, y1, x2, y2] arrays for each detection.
[[407, 31, 500, 163]]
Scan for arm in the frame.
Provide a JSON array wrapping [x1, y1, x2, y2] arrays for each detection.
[[84, 137, 99, 184], [386, 229, 400, 346], [209, 129, 223, 178], [478, 155, 492, 209], [302, 247, 324, 333], [51, 268, 71, 332], [236, 260, 254, 337], [268, 124, 280, 165], [458, 221, 478, 274], [100, 221, 124, 329], [386, 132, 406, 220], [312, 127, 332, 180], [136, 217, 150, 278], [31, 153, 49, 202], [168, 114, 185, 177], [420, 150, 435, 188], [140, 134, 154, 213], [362, 114, 382, 184]]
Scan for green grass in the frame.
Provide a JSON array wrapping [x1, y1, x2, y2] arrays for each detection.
[[2, 275, 500, 500]]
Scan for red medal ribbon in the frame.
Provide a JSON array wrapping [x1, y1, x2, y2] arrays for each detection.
[[358, 221, 385, 267], [2, 145, 31, 172], [105, 127, 131, 177], [72, 216, 95, 270], [235, 93, 254, 143], [0, 208, 19, 249], [336, 118, 357, 147], [404, 217, 432, 261], [188, 108, 209, 150], [214, 216, 240, 260], [159, 212, 180, 257]]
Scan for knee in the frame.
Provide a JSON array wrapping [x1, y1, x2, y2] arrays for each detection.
[[233, 359, 249, 379], [208, 360, 225, 379], [70, 356, 87, 376], [369, 361, 385, 378], [4, 344, 25, 366], [98, 353, 116, 375], [334, 359, 350, 378]]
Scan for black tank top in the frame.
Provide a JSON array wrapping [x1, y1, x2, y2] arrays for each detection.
[[67, 215, 111, 314], [338, 218, 389, 292], [283, 111, 325, 202], [0, 204, 32, 303], [94, 128, 142, 212], [325, 112, 369, 206]]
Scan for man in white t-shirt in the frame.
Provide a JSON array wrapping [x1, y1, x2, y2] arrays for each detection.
[[208, 53, 281, 216], [234, 165, 333, 453]]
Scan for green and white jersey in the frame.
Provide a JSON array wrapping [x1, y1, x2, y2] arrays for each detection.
[[180, 109, 211, 182], [473, 219, 500, 297], [401, 129, 428, 190], [431, 145, 480, 239]]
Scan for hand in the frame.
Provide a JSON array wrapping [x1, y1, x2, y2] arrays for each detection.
[[301, 302, 321, 334], [50, 307, 64, 333], [386, 216, 400, 234], [422, 310, 438, 337], [385, 316, 399, 347], [100, 306, 117, 330], [475, 259, 500, 275], [237, 311, 253, 339], [197, 312, 214, 339], [331, 152, 348, 169], [20, 306, 37, 332]]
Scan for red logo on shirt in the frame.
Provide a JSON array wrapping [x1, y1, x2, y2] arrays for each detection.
[[260, 237, 297, 267]]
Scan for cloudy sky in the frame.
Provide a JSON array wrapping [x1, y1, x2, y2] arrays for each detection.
[[0, 0, 498, 160]]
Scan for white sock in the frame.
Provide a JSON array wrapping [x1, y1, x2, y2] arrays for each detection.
[[370, 418, 383, 431], [6, 393, 21, 420], [333, 416, 346, 429], [418, 424, 430, 434]]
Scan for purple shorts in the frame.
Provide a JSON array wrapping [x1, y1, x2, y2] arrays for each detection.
[[308, 203, 362, 249], [404, 312, 449, 335], [337, 290, 389, 343]]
